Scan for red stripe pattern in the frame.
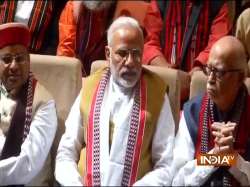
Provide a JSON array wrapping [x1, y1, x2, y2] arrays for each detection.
[[121, 77, 146, 186], [23, 73, 36, 141], [129, 78, 146, 185], [85, 69, 147, 185], [86, 69, 110, 186], [0, 1, 52, 53]]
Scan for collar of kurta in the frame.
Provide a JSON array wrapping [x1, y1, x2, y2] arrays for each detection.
[[0, 73, 36, 160]]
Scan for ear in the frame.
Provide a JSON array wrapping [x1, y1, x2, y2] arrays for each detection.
[[105, 46, 111, 62]]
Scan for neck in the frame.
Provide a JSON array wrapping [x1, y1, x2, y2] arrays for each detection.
[[216, 100, 234, 113], [216, 88, 241, 113]]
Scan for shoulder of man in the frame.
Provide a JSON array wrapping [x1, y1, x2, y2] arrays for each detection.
[[142, 67, 168, 93], [32, 80, 54, 117], [183, 93, 204, 146], [80, 67, 109, 101]]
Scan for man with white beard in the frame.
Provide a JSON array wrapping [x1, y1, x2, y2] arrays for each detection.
[[57, 1, 116, 76], [55, 17, 175, 186]]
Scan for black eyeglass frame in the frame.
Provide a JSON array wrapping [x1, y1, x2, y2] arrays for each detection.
[[202, 65, 242, 80], [0, 52, 28, 65]]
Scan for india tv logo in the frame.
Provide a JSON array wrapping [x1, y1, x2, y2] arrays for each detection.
[[197, 153, 237, 166]]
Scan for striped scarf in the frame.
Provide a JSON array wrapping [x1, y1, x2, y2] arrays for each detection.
[[196, 86, 247, 186], [163, 0, 211, 71], [0, 72, 36, 160], [85, 68, 146, 186], [0, 1, 52, 53]]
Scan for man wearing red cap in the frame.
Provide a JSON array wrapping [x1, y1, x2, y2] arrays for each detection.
[[0, 23, 57, 185]]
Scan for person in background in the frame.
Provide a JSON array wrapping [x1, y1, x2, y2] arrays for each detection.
[[55, 17, 175, 186], [0, 22, 57, 185], [57, 1, 116, 76], [0, 0, 67, 55], [143, 0, 232, 73], [172, 36, 250, 186], [142, 0, 233, 105]]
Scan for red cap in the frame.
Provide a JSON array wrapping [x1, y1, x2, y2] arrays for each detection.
[[0, 22, 30, 49]]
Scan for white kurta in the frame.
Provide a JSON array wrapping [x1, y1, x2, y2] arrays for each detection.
[[55, 76, 175, 186], [0, 100, 57, 185], [172, 113, 250, 186]]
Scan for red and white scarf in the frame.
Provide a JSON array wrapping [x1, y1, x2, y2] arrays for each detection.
[[196, 86, 248, 186], [85, 68, 147, 186]]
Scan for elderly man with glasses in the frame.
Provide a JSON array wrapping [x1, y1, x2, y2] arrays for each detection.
[[0, 23, 57, 185], [171, 36, 250, 186], [55, 16, 175, 186]]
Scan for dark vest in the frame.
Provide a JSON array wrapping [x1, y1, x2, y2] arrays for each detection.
[[183, 93, 250, 186]]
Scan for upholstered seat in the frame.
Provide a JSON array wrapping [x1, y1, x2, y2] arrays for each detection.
[[30, 54, 82, 184]]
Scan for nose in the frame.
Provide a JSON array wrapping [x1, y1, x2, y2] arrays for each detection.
[[124, 53, 135, 68], [207, 71, 216, 84], [9, 60, 19, 72]]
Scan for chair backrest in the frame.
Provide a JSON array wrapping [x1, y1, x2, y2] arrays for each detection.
[[30, 54, 82, 183], [189, 71, 207, 99], [90, 60, 181, 128]]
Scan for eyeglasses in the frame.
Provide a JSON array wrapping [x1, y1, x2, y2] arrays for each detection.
[[202, 65, 242, 80], [0, 53, 28, 65], [111, 47, 142, 62]]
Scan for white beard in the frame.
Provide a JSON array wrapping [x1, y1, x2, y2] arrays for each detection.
[[82, 1, 114, 11], [109, 63, 138, 89]]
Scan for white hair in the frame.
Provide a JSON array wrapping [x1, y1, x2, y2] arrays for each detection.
[[107, 16, 143, 46]]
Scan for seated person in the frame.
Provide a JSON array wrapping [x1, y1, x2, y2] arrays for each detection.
[[172, 36, 250, 186], [55, 17, 175, 186], [0, 23, 57, 185]]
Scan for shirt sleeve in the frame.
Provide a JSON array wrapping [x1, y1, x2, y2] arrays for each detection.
[[172, 113, 217, 186], [142, 0, 165, 65], [133, 94, 175, 186], [0, 100, 57, 185], [55, 94, 84, 186], [194, 3, 232, 66], [57, 1, 77, 57]]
